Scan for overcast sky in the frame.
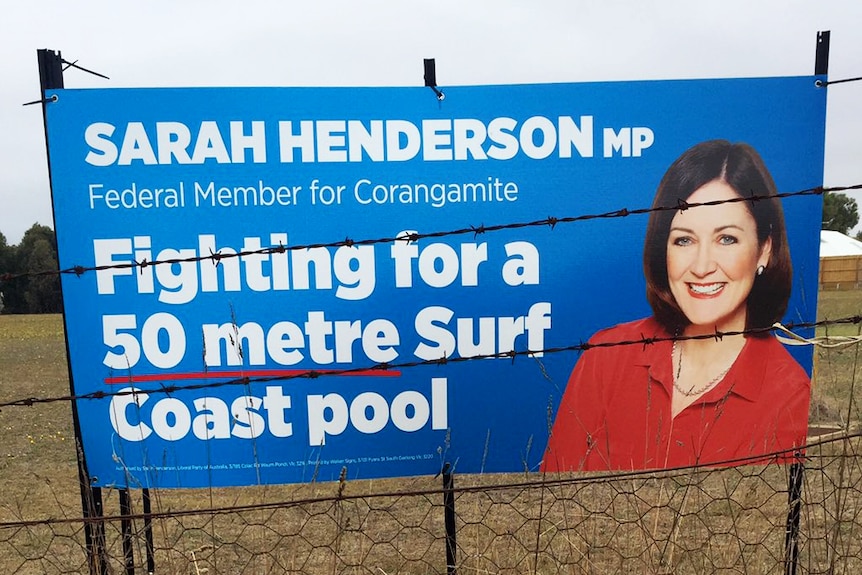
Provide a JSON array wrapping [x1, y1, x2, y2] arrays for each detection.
[[2, 1, 861, 245]]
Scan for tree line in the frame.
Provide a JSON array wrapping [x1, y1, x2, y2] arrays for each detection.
[[822, 192, 861, 239], [0, 194, 859, 314], [0, 224, 62, 314]]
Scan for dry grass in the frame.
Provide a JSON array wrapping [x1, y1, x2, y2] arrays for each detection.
[[811, 290, 862, 425], [0, 290, 860, 574]]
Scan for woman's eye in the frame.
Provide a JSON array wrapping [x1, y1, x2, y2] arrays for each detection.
[[672, 236, 692, 246], [718, 235, 738, 245]]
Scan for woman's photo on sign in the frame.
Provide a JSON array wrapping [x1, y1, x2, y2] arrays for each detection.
[[542, 139, 811, 472]]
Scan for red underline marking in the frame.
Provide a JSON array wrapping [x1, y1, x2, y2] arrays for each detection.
[[104, 369, 402, 385]]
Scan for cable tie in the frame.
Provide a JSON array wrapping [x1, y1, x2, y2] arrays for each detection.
[[61, 59, 110, 80], [816, 75, 862, 87], [22, 94, 58, 107]]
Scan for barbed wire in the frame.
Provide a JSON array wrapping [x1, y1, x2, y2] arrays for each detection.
[[0, 183, 858, 286], [1, 315, 858, 410]]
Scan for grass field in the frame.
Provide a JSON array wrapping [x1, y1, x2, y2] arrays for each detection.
[[0, 291, 860, 574], [811, 289, 862, 425], [0, 315, 79, 517]]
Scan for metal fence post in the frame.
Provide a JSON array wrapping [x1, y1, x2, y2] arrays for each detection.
[[442, 463, 457, 575], [120, 488, 135, 574], [143, 488, 155, 574], [784, 461, 804, 575], [36, 48, 109, 575]]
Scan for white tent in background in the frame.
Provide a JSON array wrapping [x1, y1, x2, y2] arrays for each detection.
[[820, 230, 862, 258]]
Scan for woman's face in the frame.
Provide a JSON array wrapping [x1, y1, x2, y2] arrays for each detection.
[[666, 179, 772, 332]]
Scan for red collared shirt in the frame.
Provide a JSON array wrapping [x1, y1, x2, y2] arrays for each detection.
[[542, 317, 810, 472]]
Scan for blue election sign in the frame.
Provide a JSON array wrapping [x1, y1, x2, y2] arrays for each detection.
[[44, 77, 826, 487]]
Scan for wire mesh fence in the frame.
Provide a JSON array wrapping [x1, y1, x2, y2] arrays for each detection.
[[1, 433, 861, 574]]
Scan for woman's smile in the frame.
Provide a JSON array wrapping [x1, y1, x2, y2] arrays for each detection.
[[687, 282, 725, 297]]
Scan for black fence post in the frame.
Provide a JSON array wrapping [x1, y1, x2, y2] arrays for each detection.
[[784, 460, 804, 575], [442, 463, 457, 575], [143, 488, 155, 574], [89, 485, 109, 575], [120, 488, 135, 574], [782, 29, 830, 575], [815, 30, 830, 76], [36, 48, 109, 575]]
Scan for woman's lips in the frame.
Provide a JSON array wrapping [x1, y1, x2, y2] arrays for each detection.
[[687, 282, 725, 298]]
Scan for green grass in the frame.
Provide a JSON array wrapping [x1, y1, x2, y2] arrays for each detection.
[[816, 290, 862, 321], [0, 315, 79, 512]]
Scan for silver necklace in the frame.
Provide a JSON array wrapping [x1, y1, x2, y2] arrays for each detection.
[[672, 340, 732, 397]]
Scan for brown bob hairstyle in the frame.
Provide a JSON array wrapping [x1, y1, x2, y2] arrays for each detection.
[[643, 140, 792, 335]]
